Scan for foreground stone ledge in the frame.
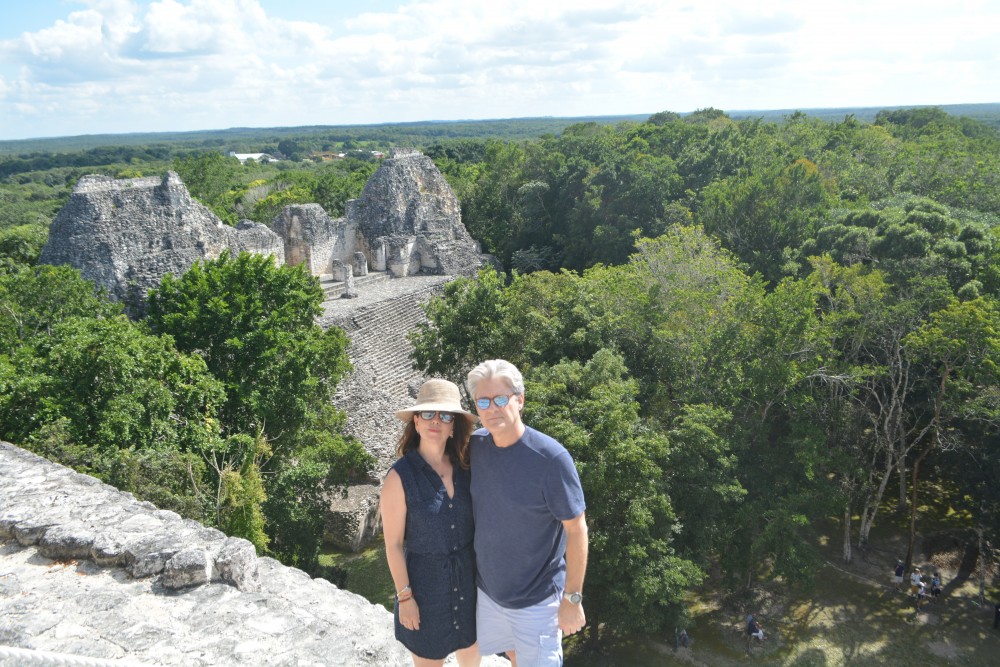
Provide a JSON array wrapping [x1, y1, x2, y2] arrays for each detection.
[[0, 442, 505, 666], [0, 444, 255, 591]]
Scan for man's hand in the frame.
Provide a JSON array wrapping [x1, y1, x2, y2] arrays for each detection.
[[558, 598, 586, 635]]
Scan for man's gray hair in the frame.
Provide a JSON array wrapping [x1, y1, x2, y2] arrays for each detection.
[[467, 359, 525, 398]]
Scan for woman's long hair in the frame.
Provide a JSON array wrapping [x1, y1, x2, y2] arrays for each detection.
[[395, 414, 473, 468]]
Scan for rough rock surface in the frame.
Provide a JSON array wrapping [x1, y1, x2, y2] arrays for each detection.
[[39, 173, 284, 305], [0, 442, 506, 666], [271, 204, 360, 277], [349, 149, 486, 277]]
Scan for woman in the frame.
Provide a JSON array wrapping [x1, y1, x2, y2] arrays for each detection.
[[380, 379, 480, 667]]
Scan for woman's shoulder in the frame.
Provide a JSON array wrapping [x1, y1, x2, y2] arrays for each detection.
[[391, 451, 418, 475]]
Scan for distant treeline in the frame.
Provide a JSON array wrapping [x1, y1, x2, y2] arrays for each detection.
[[0, 115, 651, 158]]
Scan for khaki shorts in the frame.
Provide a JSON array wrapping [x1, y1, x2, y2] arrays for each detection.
[[476, 588, 562, 666]]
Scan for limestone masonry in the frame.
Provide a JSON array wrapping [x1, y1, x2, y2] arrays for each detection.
[[39, 149, 487, 306], [0, 442, 506, 666]]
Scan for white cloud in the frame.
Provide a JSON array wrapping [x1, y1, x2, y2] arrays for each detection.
[[0, 0, 997, 139]]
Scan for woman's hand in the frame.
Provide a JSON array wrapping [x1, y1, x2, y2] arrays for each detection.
[[399, 598, 421, 631]]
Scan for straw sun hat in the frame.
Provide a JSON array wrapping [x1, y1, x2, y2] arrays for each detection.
[[394, 378, 477, 424]]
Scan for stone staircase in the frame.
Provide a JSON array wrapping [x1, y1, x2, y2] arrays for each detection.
[[319, 276, 451, 551], [318, 270, 390, 299], [336, 290, 434, 396], [326, 279, 450, 466]]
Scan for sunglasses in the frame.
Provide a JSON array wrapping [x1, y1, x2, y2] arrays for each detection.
[[417, 411, 455, 423], [475, 394, 516, 410]]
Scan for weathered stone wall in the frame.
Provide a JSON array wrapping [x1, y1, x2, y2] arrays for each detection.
[[39, 173, 284, 305], [348, 149, 485, 278], [270, 204, 360, 277], [0, 441, 505, 666]]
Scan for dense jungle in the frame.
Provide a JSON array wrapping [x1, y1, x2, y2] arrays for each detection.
[[2, 106, 999, 664]]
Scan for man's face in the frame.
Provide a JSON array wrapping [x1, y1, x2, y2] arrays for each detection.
[[474, 377, 524, 439]]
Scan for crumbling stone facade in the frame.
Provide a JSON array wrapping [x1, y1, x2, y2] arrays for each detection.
[[40, 150, 487, 307], [350, 148, 484, 277], [271, 203, 361, 277], [40, 173, 284, 305]]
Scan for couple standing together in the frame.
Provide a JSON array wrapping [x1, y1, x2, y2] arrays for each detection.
[[380, 359, 588, 667]]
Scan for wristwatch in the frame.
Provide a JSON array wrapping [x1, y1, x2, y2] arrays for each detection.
[[563, 591, 583, 604]]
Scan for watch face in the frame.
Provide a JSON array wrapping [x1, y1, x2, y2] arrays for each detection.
[[568, 592, 582, 604]]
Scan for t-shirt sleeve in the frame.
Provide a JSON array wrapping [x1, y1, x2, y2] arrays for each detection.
[[545, 451, 586, 521]]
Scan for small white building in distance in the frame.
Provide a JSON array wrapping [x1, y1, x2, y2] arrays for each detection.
[[229, 152, 276, 164]]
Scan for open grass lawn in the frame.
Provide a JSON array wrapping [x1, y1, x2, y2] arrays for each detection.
[[318, 542, 395, 613], [321, 494, 999, 666]]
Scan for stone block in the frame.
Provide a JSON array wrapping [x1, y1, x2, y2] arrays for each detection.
[[36, 523, 96, 560], [215, 537, 260, 592], [13, 519, 54, 546], [353, 251, 369, 276], [124, 535, 185, 578], [324, 484, 381, 552], [163, 547, 212, 589]]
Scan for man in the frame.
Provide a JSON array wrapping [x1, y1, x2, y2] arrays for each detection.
[[466, 359, 588, 667], [893, 560, 905, 591]]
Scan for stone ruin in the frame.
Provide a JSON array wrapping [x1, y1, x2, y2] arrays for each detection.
[[40, 148, 488, 306], [39, 172, 283, 306], [349, 148, 485, 278]]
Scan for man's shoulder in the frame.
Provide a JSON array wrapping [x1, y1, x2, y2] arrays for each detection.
[[521, 426, 571, 459]]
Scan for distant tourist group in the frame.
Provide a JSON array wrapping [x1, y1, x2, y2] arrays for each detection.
[[893, 560, 943, 610], [380, 360, 588, 667]]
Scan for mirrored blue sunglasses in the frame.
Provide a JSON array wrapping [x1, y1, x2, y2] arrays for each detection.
[[417, 411, 455, 423], [475, 394, 515, 410]]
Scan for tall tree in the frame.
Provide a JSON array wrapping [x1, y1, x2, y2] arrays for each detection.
[[525, 350, 703, 640]]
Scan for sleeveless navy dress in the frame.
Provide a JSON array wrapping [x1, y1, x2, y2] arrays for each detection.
[[392, 449, 477, 659]]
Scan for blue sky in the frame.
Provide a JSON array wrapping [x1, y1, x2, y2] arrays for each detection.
[[1, 0, 997, 141]]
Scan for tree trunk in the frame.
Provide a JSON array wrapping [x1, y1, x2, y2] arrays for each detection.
[[842, 507, 853, 563], [896, 453, 908, 510], [905, 369, 949, 571], [859, 454, 894, 544]]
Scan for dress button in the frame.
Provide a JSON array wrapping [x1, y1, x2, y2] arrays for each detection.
[[454, 606, 458, 610], [453, 587, 458, 592], [449, 503, 453, 509], [451, 524, 455, 529]]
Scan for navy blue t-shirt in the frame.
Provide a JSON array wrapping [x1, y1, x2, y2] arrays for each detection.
[[470, 425, 586, 609]]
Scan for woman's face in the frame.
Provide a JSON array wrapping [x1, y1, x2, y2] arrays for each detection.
[[413, 411, 454, 448]]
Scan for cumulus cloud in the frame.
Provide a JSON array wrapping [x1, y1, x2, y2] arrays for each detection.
[[0, 0, 997, 139]]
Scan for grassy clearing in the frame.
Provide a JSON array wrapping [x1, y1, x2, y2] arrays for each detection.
[[565, 497, 999, 667], [318, 541, 395, 612]]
